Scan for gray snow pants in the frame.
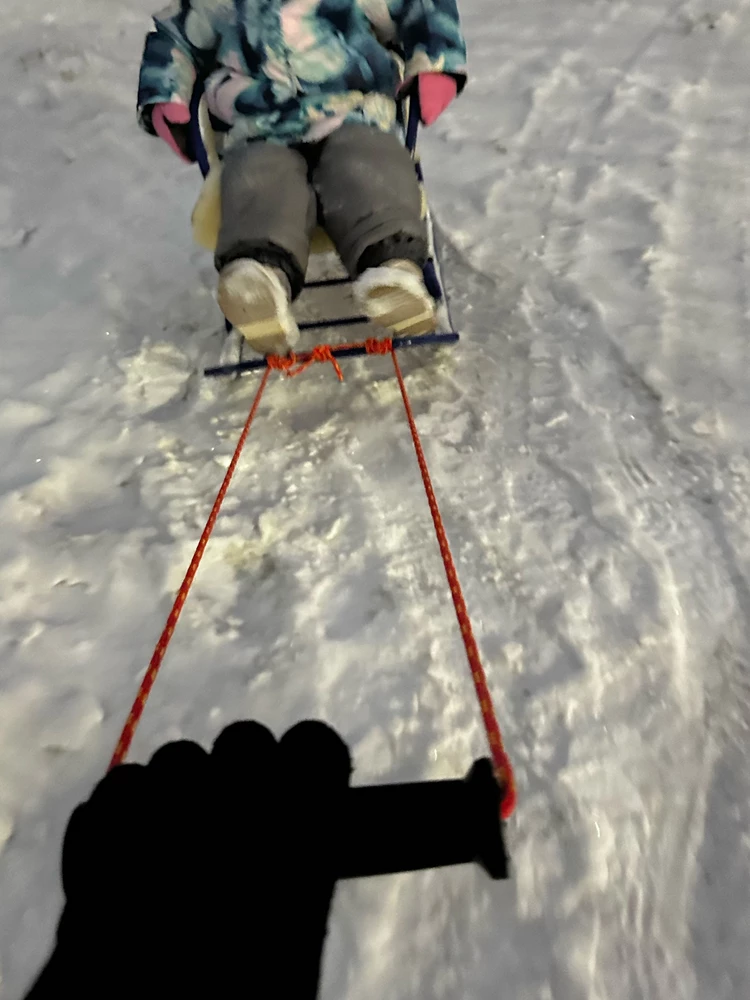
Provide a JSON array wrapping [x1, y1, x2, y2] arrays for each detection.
[[214, 123, 428, 299]]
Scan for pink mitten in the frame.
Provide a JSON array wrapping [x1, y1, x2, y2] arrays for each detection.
[[152, 102, 192, 162], [417, 74, 458, 126]]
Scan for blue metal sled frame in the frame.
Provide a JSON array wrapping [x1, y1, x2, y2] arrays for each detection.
[[190, 83, 460, 378]]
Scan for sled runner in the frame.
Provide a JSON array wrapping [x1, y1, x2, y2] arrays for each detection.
[[186, 81, 461, 379]]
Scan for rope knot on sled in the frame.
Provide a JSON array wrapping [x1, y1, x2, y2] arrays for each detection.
[[264, 337, 396, 382]]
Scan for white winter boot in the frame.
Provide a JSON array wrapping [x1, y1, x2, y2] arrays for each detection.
[[217, 259, 300, 355], [354, 259, 437, 337]]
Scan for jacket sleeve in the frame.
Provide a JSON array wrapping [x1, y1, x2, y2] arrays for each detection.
[[387, 0, 468, 90], [137, 1, 218, 134]]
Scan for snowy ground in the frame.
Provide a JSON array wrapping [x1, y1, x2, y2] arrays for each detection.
[[2, 0, 750, 996]]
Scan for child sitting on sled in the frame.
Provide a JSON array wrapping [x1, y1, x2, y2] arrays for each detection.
[[137, 0, 467, 355]]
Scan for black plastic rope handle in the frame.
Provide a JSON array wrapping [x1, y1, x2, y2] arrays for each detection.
[[338, 758, 509, 881]]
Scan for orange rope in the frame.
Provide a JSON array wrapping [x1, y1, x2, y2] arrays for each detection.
[[390, 348, 517, 820], [365, 337, 393, 356], [288, 344, 344, 381], [267, 353, 297, 375], [109, 368, 272, 769], [110, 335, 516, 822], [264, 336, 395, 381]]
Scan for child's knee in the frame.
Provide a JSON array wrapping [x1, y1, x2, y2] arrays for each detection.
[[221, 140, 309, 197]]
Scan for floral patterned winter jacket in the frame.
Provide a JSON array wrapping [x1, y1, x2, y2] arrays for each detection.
[[137, 0, 467, 150]]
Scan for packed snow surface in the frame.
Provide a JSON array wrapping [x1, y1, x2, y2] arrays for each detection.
[[1, 0, 749, 997]]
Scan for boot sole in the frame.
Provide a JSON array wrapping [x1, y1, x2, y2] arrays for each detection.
[[217, 273, 296, 356], [364, 284, 438, 337]]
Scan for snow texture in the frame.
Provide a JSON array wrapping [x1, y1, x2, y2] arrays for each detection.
[[2, 0, 750, 997]]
